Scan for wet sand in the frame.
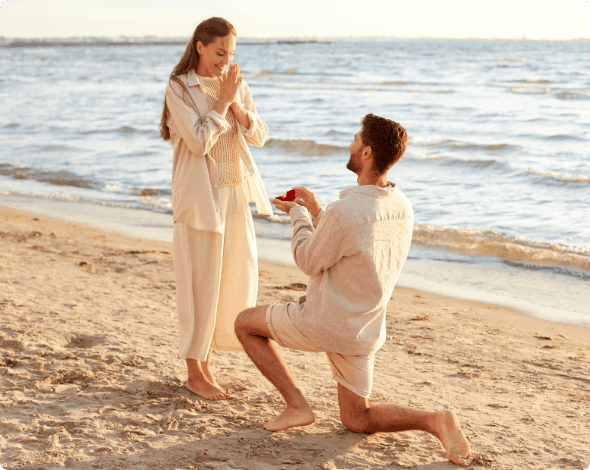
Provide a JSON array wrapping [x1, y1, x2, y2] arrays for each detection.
[[1, 204, 589, 470]]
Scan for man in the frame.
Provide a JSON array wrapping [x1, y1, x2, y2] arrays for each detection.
[[234, 114, 472, 466]]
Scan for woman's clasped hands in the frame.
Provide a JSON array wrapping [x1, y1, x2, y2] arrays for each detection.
[[215, 63, 243, 116]]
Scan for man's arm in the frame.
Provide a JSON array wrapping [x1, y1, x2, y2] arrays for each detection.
[[272, 198, 347, 277]]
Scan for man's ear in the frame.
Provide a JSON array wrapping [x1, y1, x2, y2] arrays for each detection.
[[361, 144, 373, 161]]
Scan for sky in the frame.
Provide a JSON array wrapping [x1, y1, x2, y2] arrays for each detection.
[[0, 0, 589, 40]]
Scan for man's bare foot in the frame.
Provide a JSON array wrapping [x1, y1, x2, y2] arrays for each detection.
[[263, 405, 315, 432], [432, 410, 472, 466], [186, 379, 231, 401]]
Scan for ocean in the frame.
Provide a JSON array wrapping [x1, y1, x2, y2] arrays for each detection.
[[1, 39, 589, 324]]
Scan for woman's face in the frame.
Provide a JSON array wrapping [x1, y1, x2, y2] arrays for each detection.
[[196, 34, 236, 78]]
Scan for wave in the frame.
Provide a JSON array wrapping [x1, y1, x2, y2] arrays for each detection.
[[501, 260, 590, 281], [493, 57, 535, 62], [133, 188, 172, 197], [410, 137, 515, 152], [548, 135, 582, 141], [105, 184, 123, 192], [411, 224, 590, 274], [41, 144, 73, 152], [489, 81, 589, 98], [0, 164, 15, 177], [403, 88, 454, 94], [137, 196, 173, 210], [81, 126, 146, 135], [0, 189, 86, 203], [404, 152, 448, 161], [264, 138, 345, 156], [253, 69, 303, 76], [3, 123, 20, 129], [518, 79, 550, 84], [404, 156, 587, 183], [525, 168, 590, 184], [394, 152, 504, 171], [509, 86, 555, 95], [556, 91, 590, 100], [0, 163, 102, 190], [253, 213, 590, 274], [449, 143, 512, 151], [378, 80, 407, 85], [2, 183, 588, 274], [443, 158, 498, 169], [488, 82, 555, 94], [0, 189, 175, 217], [408, 137, 453, 147], [265, 79, 455, 94], [325, 129, 348, 136]]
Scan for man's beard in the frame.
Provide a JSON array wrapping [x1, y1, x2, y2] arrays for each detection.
[[346, 151, 361, 174]]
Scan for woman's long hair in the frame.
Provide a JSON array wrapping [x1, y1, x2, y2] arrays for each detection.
[[160, 17, 236, 141]]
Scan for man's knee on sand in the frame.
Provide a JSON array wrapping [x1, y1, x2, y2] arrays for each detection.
[[339, 404, 374, 433], [338, 384, 374, 434]]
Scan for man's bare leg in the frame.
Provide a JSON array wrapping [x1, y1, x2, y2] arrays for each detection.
[[235, 306, 314, 431], [186, 352, 230, 400], [337, 384, 471, 466]]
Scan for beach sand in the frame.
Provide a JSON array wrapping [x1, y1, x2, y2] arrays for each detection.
[[1, 205, 589, 470]]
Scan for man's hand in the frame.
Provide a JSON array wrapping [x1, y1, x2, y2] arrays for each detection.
[[293, 187, 322, 218], [271, 198, 299, 214]]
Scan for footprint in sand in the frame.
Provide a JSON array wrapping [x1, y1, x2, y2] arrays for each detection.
[[53, 333, 102, 349]]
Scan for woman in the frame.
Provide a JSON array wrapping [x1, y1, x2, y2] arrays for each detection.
[[160, 17, 272, 400]]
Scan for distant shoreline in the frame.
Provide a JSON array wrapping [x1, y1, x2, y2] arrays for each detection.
[[2, 37, 589, 49], [2, 40, 188, 48], [0, 39, 334, 49]]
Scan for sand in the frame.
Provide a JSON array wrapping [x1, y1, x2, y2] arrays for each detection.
[[1, 204, 589, 470]]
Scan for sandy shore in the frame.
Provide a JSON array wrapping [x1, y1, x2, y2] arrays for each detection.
[[1, 204, 589, 470]]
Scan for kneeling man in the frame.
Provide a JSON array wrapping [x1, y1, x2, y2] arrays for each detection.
[[235, 114, 472, 466]]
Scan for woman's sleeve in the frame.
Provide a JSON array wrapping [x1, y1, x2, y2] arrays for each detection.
[[165, 81, 231, 157], [239, 82, 268, 148]]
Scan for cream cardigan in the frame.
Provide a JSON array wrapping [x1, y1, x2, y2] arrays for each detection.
[[165, 69, 273, 232]]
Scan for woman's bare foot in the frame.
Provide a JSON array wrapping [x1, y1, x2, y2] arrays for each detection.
[[186, 379, 230, 401], [201, 361, 227, 393], [263, 404, 315, 432], [185, 357, 232, 400], [432, 410, 472, 466]]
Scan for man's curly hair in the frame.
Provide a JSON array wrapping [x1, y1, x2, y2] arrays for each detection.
[[360, 114, 407, 174]]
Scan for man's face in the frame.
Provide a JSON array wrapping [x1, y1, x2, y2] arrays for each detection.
[[346, 131, 365, 174]]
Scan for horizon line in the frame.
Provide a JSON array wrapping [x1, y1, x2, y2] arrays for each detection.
[[1, 35, 589, 42]]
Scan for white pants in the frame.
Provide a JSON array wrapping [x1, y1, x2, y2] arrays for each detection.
[[173, 182, 257, 361]]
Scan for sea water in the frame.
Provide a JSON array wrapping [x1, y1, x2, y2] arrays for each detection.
[[1, 39, 589, 323]]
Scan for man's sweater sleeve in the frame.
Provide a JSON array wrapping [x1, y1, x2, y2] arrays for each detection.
[[289, 205, 347, 277]]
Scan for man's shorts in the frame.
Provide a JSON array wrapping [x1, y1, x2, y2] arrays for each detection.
[[265, 302, 374, 398]]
